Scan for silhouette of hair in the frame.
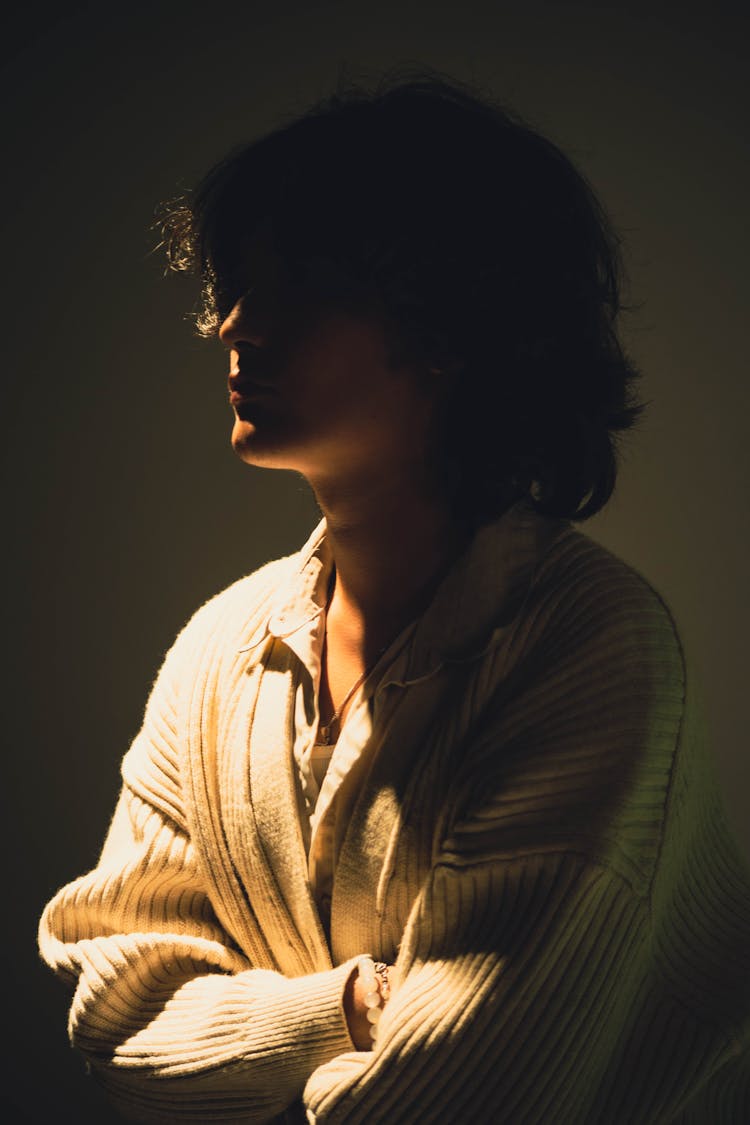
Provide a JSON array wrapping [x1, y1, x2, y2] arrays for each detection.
[[158, 65, 647, 525]]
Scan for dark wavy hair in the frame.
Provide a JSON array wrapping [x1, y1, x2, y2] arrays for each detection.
[[156, 65, 647, 525]]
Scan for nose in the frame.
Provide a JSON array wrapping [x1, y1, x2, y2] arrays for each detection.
[[218, 290, 269, 350]]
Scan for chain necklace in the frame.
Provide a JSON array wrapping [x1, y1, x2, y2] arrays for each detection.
[[315, 576, 397, 748], [315, 663, 375, 747], [314, 524, 474, 748]]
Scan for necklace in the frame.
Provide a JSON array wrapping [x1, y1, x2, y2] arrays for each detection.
[[314, 526, 472, 747], [315, 576, 397, 747], [315, 662, 376, 747]]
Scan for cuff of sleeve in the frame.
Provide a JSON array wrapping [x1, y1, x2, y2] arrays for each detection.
[[274, 955, 361, 1083]]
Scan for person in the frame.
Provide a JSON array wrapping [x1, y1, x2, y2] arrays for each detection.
[[38, 68, 750, 1123]]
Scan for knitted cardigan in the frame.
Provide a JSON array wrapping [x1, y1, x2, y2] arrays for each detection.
[[38, 502, 750, 1123]]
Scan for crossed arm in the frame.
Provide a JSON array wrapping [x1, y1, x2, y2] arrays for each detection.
[[38, 566, 695, 1122], [39, 757, 654, 1125]]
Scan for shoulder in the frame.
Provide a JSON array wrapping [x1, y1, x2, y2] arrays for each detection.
[[182, 554, 294, 643], [165, 516, 331, 677], [165, 551, 299, 674], [443, 528, 689, 877], [129, 545, 300, 738], [518, 523, 686, 692], [120, 547, 300, 820]]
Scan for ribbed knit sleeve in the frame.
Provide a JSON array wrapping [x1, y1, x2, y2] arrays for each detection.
[[303, 544, 750, 1123], [38, 579, 360, 1124], [306, 853, 651, 1123]]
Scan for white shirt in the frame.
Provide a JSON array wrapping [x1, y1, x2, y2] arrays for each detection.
[[274, 533, 416, 940]]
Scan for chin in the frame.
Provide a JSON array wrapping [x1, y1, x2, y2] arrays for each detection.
[[230, 418, 296, 470], [231, 421, 267, 465]]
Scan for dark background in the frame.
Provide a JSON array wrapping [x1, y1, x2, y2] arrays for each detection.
[[3, 2, 748, 1121]]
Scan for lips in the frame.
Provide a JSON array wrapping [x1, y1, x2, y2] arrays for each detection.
[[228, 372, 275, 404]]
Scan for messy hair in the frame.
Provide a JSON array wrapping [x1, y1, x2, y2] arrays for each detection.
[[156, 65, 647, 525]]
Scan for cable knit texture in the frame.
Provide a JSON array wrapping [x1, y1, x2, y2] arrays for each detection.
[[38, 501, 750, 1123]]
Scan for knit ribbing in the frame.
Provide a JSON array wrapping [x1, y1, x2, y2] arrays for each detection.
[[38, 512, 750, 1123]]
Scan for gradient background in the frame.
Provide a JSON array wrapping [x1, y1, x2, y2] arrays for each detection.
[[3, 2, 748, 1120]]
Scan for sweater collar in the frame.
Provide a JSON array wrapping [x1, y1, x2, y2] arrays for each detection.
[[397, 500, 571, 682], [240, 500, 571, 680]]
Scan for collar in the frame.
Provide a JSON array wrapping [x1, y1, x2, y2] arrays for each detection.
[[238, 500, 572, 681], [397, 499, 571, 683], [237, 522, 334, 654]]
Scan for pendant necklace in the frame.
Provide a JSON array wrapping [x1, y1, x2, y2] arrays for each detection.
[[315, 663, 375, 747], [315, 576, 396, 748]]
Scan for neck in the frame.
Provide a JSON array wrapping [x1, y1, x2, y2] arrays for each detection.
[[309, 467, 472, 665]]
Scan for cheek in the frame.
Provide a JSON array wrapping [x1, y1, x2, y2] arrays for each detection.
[[286, 317, 384, 396], [278, 312, 436, 444]]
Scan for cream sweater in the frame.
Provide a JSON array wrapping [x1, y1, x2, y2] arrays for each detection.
[[38, 502, 750, 1123]]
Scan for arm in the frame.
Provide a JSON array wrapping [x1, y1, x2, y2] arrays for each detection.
[[303, 566, 707, 1122], [40, 785, 361, 1123], [304, 850, 649, 1124], [38, 600, 363, 1124]]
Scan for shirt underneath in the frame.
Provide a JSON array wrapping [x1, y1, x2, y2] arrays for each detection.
[[278, 543, 417, 941]]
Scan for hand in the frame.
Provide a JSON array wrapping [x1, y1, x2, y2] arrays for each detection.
[[343, 962, 393, 1050]]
